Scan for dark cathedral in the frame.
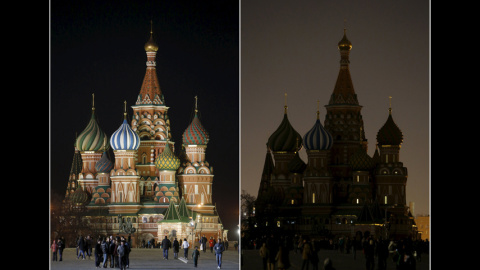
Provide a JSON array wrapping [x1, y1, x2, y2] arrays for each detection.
[[252, 29, 416, 241]]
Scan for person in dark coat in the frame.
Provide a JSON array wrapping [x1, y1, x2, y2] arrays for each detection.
[[201, 235, 207, 253], [192, 246, 200, 267], [162, 236, 171, 260], [58, 238, 65, 261], [102, 238, 109, 268], [364, 239, 375, 270], [117, 240, 127, 270], [214, 238, 225, 269], [86, 235, 93, 260], [77, 235, 86, 260], [94, 238, 103, 268], [109, 238, 117, 268], [173, 238, 180, 259]]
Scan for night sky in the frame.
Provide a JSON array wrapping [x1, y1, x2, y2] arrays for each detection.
[[241, 0, 430, 216], [50, 0, 239, 238]]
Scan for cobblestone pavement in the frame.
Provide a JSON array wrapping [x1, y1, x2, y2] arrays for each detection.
[[50, 248, 240, 269], [241, 249, 430, 270]]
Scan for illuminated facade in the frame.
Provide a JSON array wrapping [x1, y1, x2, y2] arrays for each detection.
[[254, 29, 416, 240], [64, 27, 224, 246]]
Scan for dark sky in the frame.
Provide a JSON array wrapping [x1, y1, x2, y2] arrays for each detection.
[[241, 0, 430, 216], [51, 0, 239, 238]]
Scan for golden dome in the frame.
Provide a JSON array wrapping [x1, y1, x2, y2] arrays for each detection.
[[144, 21, 158, 52], [144, 34, 158, 52], [338, 28, 352, 51]]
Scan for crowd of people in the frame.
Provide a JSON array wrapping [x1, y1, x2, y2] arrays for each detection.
[[51, 234, 229, 269], [248, 234, 428, 270]]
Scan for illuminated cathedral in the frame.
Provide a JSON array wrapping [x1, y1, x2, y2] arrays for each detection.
[[253, 29, 416, 240], [64, 26, 226, 246]]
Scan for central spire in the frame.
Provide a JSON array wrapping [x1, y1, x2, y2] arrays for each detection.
[[328, 28, 358, 106], [136, 22, 163, 105]]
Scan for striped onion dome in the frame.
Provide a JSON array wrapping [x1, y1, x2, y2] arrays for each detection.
[[69, 187, 91, 205], [350, 145, 375, 171], [182, 112, 209, 146], [376, 110, 403, 146], [75, 109, 109, 152], [267, 113, 302, 152], [95, 151, 113, 173], [303, 116, 333, 151], [110, 118, 140, 151], [155, 143, 180, 171]]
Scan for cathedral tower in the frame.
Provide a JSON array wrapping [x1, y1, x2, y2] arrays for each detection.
[[177, 96, 214, 215], [266, 94, 302, 202], [324, 29, 366, 181], [374, 98, 407, 208], [75, 94, 109, 194], [109, 101, 141, 214], [131, 23, 172, 187]]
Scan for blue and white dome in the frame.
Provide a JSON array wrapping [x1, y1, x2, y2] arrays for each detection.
[[303, 118, 333, 151], [110, 119, 140, 151]]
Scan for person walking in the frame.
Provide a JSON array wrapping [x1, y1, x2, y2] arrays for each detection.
[[310, 239, 319, 270], [162, 236, 171, 260], [86, 235, 93, 260], [109, 238, 117, 268], [377, 238, 389, 270], [101, 237, 109, 268], [123, 237, 131, 268], [192, 246, 200, 267], [214, 238, 225, 269], [364, 239, 375, 270], [182, 238, 190, 259], [259, 242, 268, 270], [209, 237, 215, 253], [77, 235, 86, 260], [58, 238, 64, 262], [275, 245, 290, 270], [117, 240, 127, 270], [173, 238, 179, 259], [301, 239, 312, 270], [51, 239, 58, 261], [113, 239, 120, 268], [94, 238, 103, 268], [201, 235, 207, 253]]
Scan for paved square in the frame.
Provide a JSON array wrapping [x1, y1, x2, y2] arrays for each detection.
[[241, 249, 429, 270], [50, 248, 240, 269]]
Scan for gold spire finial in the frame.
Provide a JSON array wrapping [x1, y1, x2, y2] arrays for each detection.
[[389, 96, 392, 114], [124, 100, 127, 119], [194, 95, 198, 113], [92, 93, 95, 111], [316, 100, 320, 119], [284, 92, 288, 114], [150, 20, 153, 35]]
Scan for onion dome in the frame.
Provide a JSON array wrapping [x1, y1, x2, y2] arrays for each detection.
[[350, 145, 375, 171], [267, 102, 302, 152], [288, 151, 307, 174], [182, 96, 209, 145], [110, 101, 140, 151], [155, 143, 180, 171], [338, 28, 352, 51], [376, 106, 403, 146], [75, 94, 109, 152], [144, 21, 159, 52], [95, 151, 113, 173], [303, 110, 333, 151], [69, 187, 91, 205]]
